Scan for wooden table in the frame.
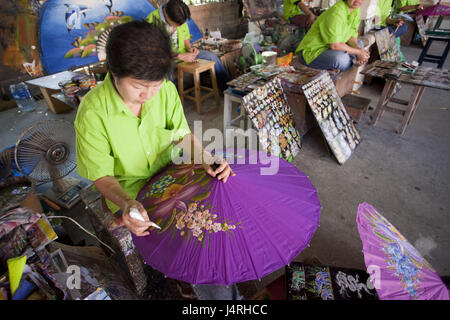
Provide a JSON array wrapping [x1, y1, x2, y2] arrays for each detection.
[[26, 71, 78, 114], [363, 61, 450, 135]]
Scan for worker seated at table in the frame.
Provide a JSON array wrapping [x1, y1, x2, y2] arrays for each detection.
[[394, 0, 424, 14], [296, 0, 370, 72], [283, 0, 317, 31], [74, 20, 234, 237], [376, 0, 408, 38], [146, 0, 230, 91]]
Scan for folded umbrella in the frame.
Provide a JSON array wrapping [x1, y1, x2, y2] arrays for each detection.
[[132, 149, 321, 285], [356, 202, 449, 300]]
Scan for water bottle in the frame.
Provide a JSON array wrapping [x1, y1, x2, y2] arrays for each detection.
[[9, 82, 37, 112]]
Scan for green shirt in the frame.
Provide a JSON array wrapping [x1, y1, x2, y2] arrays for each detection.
[[284, 0, 305, 20], [295, 0, 361, 64], [376, 0, 393, 26], [74, 73, 191, 213], [146, 8, 191, 54], [394, 0, 419, 13]]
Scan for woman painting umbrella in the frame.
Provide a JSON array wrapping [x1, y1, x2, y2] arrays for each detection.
[[74, 20, 236, 299]]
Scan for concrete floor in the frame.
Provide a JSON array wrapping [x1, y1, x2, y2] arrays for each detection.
[[1, 40, 449, 297]]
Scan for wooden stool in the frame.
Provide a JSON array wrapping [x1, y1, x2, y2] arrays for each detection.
[[177, 59, 221, 114], [371, 79, 425, 135]]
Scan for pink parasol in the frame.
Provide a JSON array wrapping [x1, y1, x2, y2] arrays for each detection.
[[356, 202, 449, 300]]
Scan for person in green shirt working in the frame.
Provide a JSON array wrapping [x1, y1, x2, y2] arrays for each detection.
[[284, 0, 317, 30], [296, 0, 370, 71], [146, 0, 230, 91], [376, 0, 408, 37], [75, 20, 234, 237]]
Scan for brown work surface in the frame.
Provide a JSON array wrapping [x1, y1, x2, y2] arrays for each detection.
[[26, 71, 79, 114], [362, 61, 450, 90], [177, 59, 216, 73]]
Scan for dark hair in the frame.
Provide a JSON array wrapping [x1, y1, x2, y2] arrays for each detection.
[[165, 0, 191, 25], [106, 20, 175, 81]]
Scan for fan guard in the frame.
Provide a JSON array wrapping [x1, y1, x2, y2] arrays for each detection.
[[96, 28, 112, 61], [0, 148, 12, 179], [14, 119, 77, 183]]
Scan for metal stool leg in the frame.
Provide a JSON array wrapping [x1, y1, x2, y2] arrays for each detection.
[[438, 40, 450, 69], [418, 38, 433, 66]]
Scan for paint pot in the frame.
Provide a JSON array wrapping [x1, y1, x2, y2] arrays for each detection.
[[59, 81, 80, 105], [262, 51, 277, 66]]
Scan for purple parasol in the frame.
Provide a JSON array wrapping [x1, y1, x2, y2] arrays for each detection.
[[356, 202, 449, 300], [418, 4, 450, 16], [131, 149, 321, 285]]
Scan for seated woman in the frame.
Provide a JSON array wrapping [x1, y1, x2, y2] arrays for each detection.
[[376, 0, 408, 38], [295, 0, 370, 72], [75, 20, 234, 238], [283, 0, 317, 31], [146, 0, 230, 91]]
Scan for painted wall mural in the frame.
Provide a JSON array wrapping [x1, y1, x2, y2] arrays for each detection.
[[0, 0, 46, 82], [0, 0, 203, 81]]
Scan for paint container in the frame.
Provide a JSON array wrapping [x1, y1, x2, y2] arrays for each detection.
[[262, 51, 277, 66]]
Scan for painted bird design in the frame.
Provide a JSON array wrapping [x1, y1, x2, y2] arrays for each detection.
[[65, 4, 89, 32], [103, 0, 113, 14]]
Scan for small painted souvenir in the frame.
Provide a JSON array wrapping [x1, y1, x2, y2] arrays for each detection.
[[329, 118, 339, 136], [333, 113, 343, 131]]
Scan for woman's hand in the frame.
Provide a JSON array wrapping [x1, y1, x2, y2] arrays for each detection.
[[355, 48, 370, 64], [202, 152, 235, 183], [178, 52, 197, 62], [306, 13, 317, 25], [122, 199, 153, 236], [190, 47, 199, 56]]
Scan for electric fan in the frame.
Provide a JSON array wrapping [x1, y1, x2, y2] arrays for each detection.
[[14, 119, 91, 208]]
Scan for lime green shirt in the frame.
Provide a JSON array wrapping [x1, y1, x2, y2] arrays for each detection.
[[295, 0, 361, 64], [146, 8, 191, 54], [394, 0, 419, 13], [376, 0, 393, 26], [284, 0, 305, 20], [74, 73, 191, 213]]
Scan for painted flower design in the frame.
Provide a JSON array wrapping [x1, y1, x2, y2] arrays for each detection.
[[146, 175, 176, 197], [140, 164, 212, 231], [171, 200, 241, 247]]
